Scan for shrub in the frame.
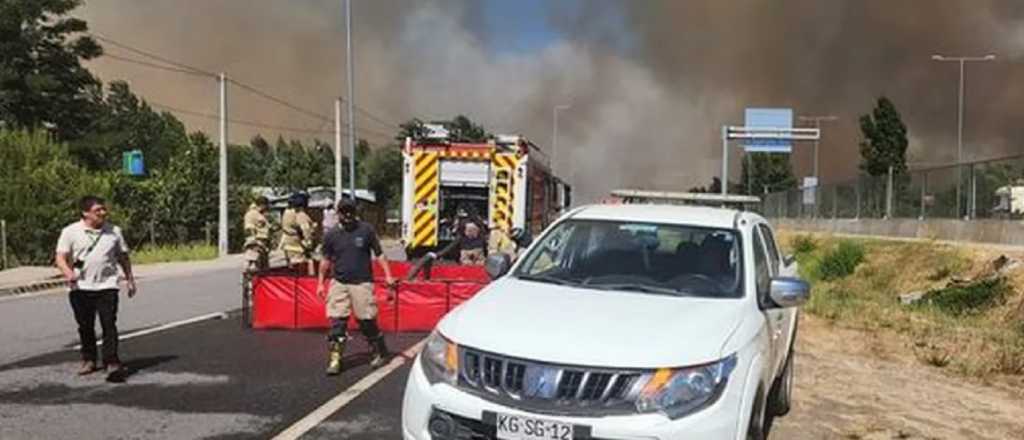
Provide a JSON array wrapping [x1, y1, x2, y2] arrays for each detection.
[[926, 277, 1010, 316], [791, 234, 818, 255], [818, 240, 866, 281]]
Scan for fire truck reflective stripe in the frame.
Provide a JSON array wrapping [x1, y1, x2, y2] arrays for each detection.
[[414, 178, 438, 204], [414, 223, 436, 247], [438, 150, 489, 159], [412, 151, 440, 248], [490, 153, 518, 232]]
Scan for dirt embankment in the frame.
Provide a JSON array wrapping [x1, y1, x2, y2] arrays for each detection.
[[773, 315, 1024, 439], [771, 232, 1024, 439]]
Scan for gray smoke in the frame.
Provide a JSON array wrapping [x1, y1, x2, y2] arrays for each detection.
[[77, 0, 1024, 202]]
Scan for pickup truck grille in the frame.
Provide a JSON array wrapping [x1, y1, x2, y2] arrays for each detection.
[[458, 347, 644, 416]]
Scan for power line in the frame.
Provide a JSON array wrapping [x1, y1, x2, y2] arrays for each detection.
[[90, 33, 217, 77], [149, 101, 394, 145], [102, 53, 216, 77], [229, 79, 332, 123], [355, 106, 399, 129], [150, 101, 334, 135], [93, 33, 398, 142]]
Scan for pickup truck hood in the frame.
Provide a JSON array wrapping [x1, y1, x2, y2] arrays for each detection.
[[438, 277, 746, 369]]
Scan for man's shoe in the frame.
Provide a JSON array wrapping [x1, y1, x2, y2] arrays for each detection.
[[369, 338, 391, 369], [77, 361, 98, 376], [104, 363, 127, 383], [326, 342, 344, 376]]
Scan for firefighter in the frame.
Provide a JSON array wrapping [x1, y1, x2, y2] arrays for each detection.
[[316, 200, 395, 375], [458, 222, 486, 265], [488, 226, 530, 261], [280, 192, 316, 275], [243, 196, 272, 273]]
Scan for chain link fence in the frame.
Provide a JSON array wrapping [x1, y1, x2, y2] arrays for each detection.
[[762, 154, 1024, 221]]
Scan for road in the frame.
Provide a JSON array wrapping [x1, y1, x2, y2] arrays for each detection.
[[2, 260, 1022, 439]]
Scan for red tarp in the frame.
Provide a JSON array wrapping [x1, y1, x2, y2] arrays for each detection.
[[250, 261, 489, 331], [396, 281, 449, 332], [428, 264, 489, 283], [448, 282, 486, 310]]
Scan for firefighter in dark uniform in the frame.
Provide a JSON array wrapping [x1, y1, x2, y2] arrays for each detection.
[[316, 200, 395, 375]]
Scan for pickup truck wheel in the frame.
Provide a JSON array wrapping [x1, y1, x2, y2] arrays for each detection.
[[746, 387, 768, 440], [768, 318, 798, 417], [767, 351, 793, 417]]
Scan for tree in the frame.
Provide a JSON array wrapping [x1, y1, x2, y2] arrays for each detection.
[[446, 115, 489, 142], [859, 97, 908, 177], [396, 118, 430, 141], [740, 153, 798, 195], [397, 115, 491, 142], [71, 81, 189, 171], [0, 129, 108, 264], [362, 146, 403, 210], [0, 0, 103, 141]]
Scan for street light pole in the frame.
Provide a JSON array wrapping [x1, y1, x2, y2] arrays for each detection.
[[552, 104, 571, 175], [345, 0, 356, 202], [218, 72, 228, 257], [931, 53, 996, 218]]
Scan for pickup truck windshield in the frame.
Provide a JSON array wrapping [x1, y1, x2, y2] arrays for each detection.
[[514, 220, 743, 298]]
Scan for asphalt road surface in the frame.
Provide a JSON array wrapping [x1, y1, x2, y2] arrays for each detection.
[[0, 256, 809, 440]]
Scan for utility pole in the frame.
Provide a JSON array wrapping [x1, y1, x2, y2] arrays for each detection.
[[552, 104, 571, 175], [931, 53, 996, 218], [335, 97, 343, 204], [218, 72, 228, 257], [345, 0, 356, 203]]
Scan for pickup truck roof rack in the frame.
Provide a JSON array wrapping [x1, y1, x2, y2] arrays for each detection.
[[610, 189, 762, 210]]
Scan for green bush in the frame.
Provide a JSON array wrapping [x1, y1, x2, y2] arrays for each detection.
[[925, 278, 1010, 316], [791, 234, 818, 255], [0, 129, 109, 265], [818, 240, 866, 281]]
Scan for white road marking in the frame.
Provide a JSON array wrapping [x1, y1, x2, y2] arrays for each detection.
[[72, 311, 230, 350], [271, 338, 428, 440]]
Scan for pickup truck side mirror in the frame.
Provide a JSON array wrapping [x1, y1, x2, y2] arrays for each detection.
[[485, 254, 512, 280], [769, 277, 811, 308]]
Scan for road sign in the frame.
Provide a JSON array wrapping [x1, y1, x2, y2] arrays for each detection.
[[744, 108, 793, 153], [803, 176, 818, 205]]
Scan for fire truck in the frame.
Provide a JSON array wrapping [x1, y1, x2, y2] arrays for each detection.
[[401, 132, 572, 258]]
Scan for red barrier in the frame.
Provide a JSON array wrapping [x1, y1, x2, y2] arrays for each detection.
[[397, 281, 449, 332], [250, 265, 488, 331], [252, 276, 297, 329], [448, 282, 486, 310], [429, 264, 489, 283]]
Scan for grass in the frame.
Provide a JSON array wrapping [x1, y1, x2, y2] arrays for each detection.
[[132, 242, 218, 265], [778, 230, 1024, 379]]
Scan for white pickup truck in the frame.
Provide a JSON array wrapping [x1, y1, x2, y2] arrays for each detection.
[[402, 203, 808, 440]]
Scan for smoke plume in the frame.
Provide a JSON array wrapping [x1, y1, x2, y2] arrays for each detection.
[[78, 0, 1024, 202]]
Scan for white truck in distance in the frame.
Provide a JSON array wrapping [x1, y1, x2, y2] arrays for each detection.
[[402, 203, 809, 440]]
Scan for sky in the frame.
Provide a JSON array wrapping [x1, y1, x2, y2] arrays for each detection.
[[75, 0, 1024, 203]]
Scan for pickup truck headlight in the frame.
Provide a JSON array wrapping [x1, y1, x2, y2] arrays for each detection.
[[421, 330, 459, 385], [634, 354, 738, 420]]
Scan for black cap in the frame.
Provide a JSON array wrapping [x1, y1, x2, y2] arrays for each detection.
[[337, 199, 357, 215]]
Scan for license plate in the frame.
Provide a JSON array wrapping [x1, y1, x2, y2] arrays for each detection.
[[495, 412, 574, 440]]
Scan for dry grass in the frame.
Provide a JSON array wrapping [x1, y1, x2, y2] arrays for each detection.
[[778, 230, 1024, 380]]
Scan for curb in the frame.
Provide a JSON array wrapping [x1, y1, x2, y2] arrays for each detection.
[[0, 279, 66, 298]]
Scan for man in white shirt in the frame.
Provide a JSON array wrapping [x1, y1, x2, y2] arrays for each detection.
[[55, 196, 137, 377]]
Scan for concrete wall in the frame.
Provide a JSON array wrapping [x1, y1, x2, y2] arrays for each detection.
[[773, 218, 1024, 247]]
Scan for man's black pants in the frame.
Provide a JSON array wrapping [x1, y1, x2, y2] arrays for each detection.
[[69, 289, 120, 364]]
